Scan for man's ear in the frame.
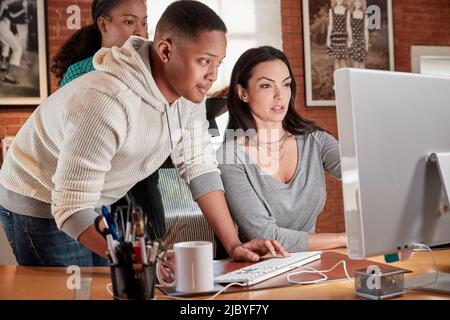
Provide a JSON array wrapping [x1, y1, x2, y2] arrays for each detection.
[[97, 17, 108, 33], [156, 39, 173, 64], [237, 85, 248, 102]]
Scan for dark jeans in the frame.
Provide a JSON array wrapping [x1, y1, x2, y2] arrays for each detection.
[[0, 171, 166, 266], [0, 205, 108, 266]]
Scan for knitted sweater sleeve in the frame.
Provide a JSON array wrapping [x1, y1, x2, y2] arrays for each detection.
[[52, 89, 128, 240], [171, 99, 224, 200]]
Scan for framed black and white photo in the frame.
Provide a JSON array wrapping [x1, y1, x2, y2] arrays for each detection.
[[302, 0, 394, 107], [0, 0, 48, 105]]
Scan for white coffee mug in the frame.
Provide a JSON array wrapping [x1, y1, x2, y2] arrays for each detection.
[[156, 241, 214, 293]]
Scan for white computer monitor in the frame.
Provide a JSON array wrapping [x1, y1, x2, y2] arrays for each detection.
[[334, 68, 450, 262]]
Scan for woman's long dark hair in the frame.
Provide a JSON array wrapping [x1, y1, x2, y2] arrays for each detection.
[[227, 46, 323, 136], [51, 0, 129, 86]]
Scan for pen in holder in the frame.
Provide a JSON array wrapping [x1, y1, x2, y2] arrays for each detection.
[[110, 261, 156, 300], [108, 238, 157, 300], [99, 194, 187, 300]]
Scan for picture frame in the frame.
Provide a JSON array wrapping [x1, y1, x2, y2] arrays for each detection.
[[302, 0, 395, 107], [0, 0, 48, 105]]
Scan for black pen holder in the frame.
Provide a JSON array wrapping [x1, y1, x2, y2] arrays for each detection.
[[110, 263, 156, 300]]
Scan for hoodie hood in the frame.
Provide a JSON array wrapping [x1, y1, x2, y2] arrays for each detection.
[[93, 36, 168, 112]]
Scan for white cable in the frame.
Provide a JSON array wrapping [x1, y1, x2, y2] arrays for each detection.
[[156, 282, 246, 300], [106, 282, 246, 300], [287, 260, 354, 285], [106, 283, 130, 300], [207, 282, 247, 300], [286, 245, 438, 291], [287, 266, 328, 284], [409, 243, 439, 289]]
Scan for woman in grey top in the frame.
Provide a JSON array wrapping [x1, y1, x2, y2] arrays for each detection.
[[217, 46, 346, 252]]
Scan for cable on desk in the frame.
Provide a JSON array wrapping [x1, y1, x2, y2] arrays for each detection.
[[286, 260, 354, 285], [105, 283, 129, 300], [285, 245, 439, 290], [408, 243, 439, 290], [106, 282, 247, 300]]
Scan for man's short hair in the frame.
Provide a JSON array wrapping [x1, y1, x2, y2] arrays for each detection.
[[155, 0, 227, 41]]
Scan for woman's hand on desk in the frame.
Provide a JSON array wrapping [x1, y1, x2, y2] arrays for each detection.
[[156, 240, 289, 283], [231, 240, 289, 262]]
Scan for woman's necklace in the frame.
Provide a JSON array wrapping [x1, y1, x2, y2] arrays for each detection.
[[257, 131, 287, 145], [255, 130, 289, 161]]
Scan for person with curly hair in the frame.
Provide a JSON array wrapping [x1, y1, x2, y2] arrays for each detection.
[[52, 0, 167, 245], [51, 0, 147, 87]]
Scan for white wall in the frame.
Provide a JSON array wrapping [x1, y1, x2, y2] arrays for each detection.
[[420, 57, 450, 77], [411, 45, 450, 76]]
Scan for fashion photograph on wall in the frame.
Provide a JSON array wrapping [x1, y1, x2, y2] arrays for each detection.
[[0, 0, 48, 105], [303, 0, 394, 106]]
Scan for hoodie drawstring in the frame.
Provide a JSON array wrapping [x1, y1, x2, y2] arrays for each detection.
[[164, 103, 190, 184], [176, 105, 190, 185]]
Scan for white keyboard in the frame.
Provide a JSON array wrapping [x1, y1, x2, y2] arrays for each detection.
[[214, 251, 322, 286]]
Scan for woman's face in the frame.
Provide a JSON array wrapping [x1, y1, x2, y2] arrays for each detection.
[[239, 59, 292, 128], [354, 0, 362, 9], [336, 0, 345, 6], [100, 0, 148, 48]]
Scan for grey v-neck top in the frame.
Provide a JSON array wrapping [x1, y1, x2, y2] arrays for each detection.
[[216, 130, 341, 252]]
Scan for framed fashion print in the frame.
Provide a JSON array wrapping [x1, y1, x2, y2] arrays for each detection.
[[302, 0, 394, 107], [0, 0, 48, 105]]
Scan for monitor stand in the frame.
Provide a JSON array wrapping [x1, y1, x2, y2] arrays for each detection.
[[405, 272, 450, 295], [406, 153, 450, 296], [430, 152, 450, 217]]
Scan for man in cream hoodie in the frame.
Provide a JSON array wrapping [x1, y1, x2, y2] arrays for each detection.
[[0, 1, 287, 267]]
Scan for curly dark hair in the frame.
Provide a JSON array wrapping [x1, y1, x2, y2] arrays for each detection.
[[50, 0, 132, 86]]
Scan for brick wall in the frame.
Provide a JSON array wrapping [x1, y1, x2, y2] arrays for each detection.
[[1, 0, 450, 233]]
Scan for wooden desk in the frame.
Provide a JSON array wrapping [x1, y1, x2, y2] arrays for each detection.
[[0, 249, 449, 300]]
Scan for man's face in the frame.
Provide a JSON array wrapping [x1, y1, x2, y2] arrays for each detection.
[[165, 30, 227, 103]]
